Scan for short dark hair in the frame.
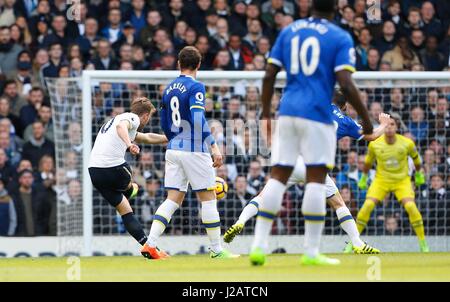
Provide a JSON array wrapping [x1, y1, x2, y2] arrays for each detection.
[[333, 88, 346, 108], [178, 46, 202, 70], [313, 0, 336, 13]]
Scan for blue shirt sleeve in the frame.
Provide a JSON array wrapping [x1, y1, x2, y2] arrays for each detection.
[[189, 83, 215, 146], [267, 27, 287, 68], [334, 31, 356, 73], [344, 117, 363, 140]]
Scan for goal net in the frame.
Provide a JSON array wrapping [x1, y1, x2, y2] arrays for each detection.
[[46, 71, 450, 256]]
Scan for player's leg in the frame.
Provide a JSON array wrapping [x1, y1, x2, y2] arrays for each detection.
[[250, 117, 297, 265], [298, 119, 339, 266], [396, 179, 429, 252], [225, 157, 305, 244], [224, 195, 261, 243], [144, 189, 185, 258], [120, 164, 139, 200], [89, 165, 149, 248], [186, 152, 238, 258], [356, 179, 386, 234], [143, 150, 188, 259]]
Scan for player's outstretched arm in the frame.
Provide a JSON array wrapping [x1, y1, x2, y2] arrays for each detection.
[[336, 70, 373, 135], [261, 63, 280, 118], [362, 113, 391, 141], [134, 132, 168, 145], [116, 120, 140, 155]]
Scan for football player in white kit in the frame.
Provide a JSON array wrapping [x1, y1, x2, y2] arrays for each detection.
[[88, 97, 168, 256]]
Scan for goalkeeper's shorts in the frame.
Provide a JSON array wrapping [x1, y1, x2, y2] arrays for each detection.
[[89, 162, 133, 207], [366, 177, 415, 202]]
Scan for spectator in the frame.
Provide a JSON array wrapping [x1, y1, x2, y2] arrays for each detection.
[[41, 42, 64, 79], [28, 0, 52, 38], [67, 122, 82, 154], [410, 29, 425, 55], [384, 0, 404, 28], [227, 34, 252, 70], [100, 8, 123, 47], [161, 0, 185, 32], [125, 0, 147, 36], [22, 103, 53, 142], [423, 149, 445, 179], [381, 35, 420, 70], [211, 17, 229, 49], [2, 80, 26, 117], [243, 19, 263, 54], [429, 97, 450, 143], [0, 179, 16, 236], [256, 36, 271, 58], [296, 0, 311, 19], [425, 88, 439, 121], [213, 48, 232, 70], [131, 45, 150, 70], [66, 1, 88, 39], [384, 215, 401, 235], [419, 35, 447, 71], [19, 86, 45, 130], [195, 34, 214, 70], [355, 27, 373, 71], [408, 106, 428, 145], [363, 48, 380, 71], [185, 0, 211, 32], [74, 17, 100, 62], [0, 96, 21, 134], [91, 39, 119, 70], [246, 160, 265, 195], [338, 5, 355, 33], [138, 176, 163, 228], [420, 1, 444, 40], [261, 0, 295, 30], [10, 169, 46, 236], [139, 10, 163, 49], [403, 6, 424, 38], [34, 154, 56, 235], [336, 151, 359, 192], [387, 88, 410, 121], [0, 148, 13, 184], [228, 0, 247, 37], [0, 25, 23, 78], [42, 14, 69, 49], [369, 102, 382, 130], [22, 120, 55, 169]]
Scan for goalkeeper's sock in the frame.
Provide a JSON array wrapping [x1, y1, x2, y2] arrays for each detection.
[[251, 179, 285, 251], [302, 183, 327, 258], [201, 199, 222, 253], [236, 195, 261, 225], [121, 212, 148, 246], [335, 206, 364, 248], [147, 199, 179, 247], [356, 199, 376, 234], [404, 201, 425, 241]]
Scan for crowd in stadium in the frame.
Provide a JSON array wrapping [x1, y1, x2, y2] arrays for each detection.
[[0, 0, 449, 238]]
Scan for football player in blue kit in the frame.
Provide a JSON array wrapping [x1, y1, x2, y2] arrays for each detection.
[[224, 90, 391, 255], [141, 46, 239, 260], [249, 0, 373, 266]]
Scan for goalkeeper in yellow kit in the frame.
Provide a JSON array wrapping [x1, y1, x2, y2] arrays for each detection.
[[357, 116, 429, 252]]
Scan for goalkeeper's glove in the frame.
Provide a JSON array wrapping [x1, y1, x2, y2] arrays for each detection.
[[415, 171, 426, 186], [358, 173, 368, 190]]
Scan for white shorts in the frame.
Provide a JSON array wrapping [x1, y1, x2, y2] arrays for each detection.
[[271, 116, 336, 168], [164, 149, 216, 192], [286, 156, 338, 199]]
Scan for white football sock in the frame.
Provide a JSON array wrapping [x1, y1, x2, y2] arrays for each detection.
[[147, 199, 179, 247], [302, 183, 326, 258], [335, 206, 364, 248], [251, 179, 286, 252], [236, 195, 262, 225], [201, 199, 222, 253]]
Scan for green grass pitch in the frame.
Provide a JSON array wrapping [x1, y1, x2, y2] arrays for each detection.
[[1, 253, 449, 282]]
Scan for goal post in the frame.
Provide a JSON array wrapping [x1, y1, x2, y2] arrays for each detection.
[[46, 71, 450, 256]]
